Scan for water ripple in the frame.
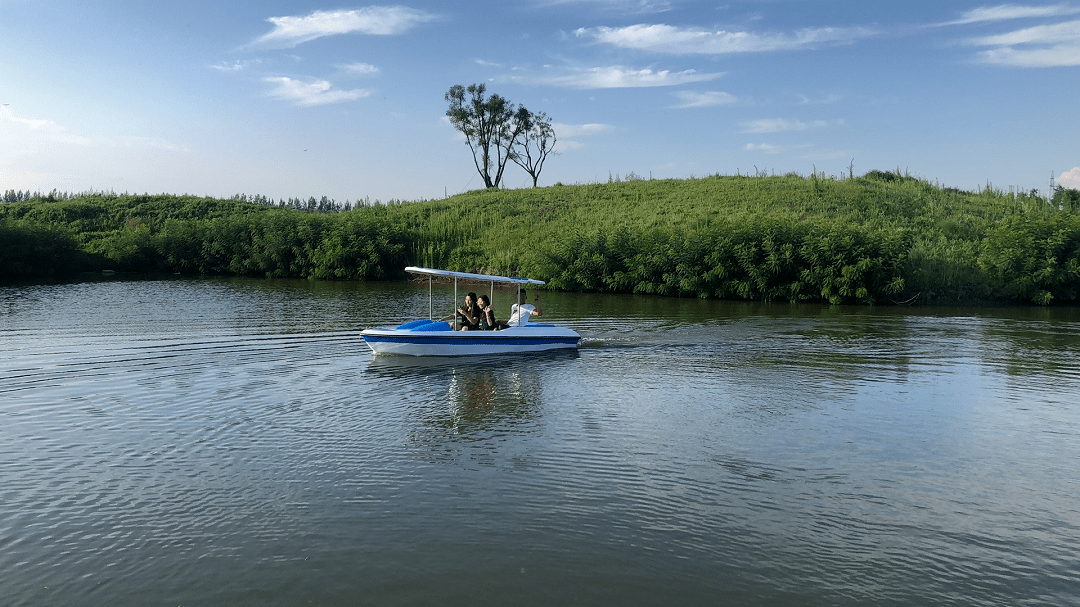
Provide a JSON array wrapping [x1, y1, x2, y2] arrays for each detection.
[[3, 281, 1080, 606]]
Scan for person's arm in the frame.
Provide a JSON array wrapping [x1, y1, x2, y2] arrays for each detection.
[[531, 295, 543, 316]]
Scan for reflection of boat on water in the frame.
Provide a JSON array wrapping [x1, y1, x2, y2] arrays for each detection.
[[365, 351, 579, 450], [364, 348, 580, 380], [361, 267, 581, 357]]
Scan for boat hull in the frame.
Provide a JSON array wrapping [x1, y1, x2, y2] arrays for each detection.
[[361, 325, 580, 356]]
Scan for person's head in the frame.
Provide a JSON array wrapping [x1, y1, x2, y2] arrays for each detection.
[[466, 292, 477, 306], [478, 294, 490, 308]]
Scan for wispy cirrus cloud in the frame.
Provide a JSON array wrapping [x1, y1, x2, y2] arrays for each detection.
[[740, 118, 833, 133], [210, 59, 262, 73], [938, 3, 1080, 26], [254, 7, 436, 48], [575, 23, 879, 54], [555, 122, 614, 138], [339, 62, 380, 76], [673, 90, 736, 108], [935, 4, 1080, 66], [966, 19, 1080, 66], [539, 0, 673, 14], [516, 65, 722, 88], [1, 105, 92, 146], [265, 77, 371, 106], [2, 106, 186, 152], [797, 93, 842, 105], [744, 143, 782, 154], [551, 122, 613, 150]]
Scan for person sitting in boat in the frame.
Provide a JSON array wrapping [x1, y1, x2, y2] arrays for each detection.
[[507, 289, 542, 326], [477, 294, 499, 330], [457, 292, 481, 331], [439, 292, 480, 329]]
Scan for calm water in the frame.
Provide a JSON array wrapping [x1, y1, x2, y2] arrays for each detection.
[[2, 277, 1079, 606]]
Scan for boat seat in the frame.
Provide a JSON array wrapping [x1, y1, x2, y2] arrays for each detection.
[[412, 321, 452, 332]]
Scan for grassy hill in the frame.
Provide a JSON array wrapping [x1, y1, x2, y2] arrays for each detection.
[[3, 172, 1079, 305]]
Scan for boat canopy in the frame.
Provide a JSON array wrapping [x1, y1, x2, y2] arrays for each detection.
[[405, 266, 545, 286], [404, 266, 545, 327]]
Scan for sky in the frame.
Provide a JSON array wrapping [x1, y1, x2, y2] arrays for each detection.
[[2, 0, 1078, 203]]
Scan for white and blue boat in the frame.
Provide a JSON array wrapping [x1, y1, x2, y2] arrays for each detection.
[[361, 266, 581, 356]]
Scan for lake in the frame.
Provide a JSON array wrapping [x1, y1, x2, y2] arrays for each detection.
[[2, 277, 1079, 606]]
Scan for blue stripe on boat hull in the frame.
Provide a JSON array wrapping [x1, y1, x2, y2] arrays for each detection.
[[361, 327, 580, 356], [363, 335, 579, 346]]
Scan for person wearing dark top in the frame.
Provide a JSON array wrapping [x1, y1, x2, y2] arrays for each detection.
[[477, 294, 498, 330], [457, 292, 481, 331]]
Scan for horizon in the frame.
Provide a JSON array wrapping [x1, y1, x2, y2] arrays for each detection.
[[2, 1, 1078, 202]]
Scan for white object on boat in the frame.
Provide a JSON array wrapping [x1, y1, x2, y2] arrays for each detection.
[[361, 266, 581, 356]]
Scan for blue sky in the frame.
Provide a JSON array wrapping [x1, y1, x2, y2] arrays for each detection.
[[2, 0, 1078, 202]]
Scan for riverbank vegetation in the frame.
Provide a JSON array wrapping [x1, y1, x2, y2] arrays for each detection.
[[3, 172, 1079, 305]]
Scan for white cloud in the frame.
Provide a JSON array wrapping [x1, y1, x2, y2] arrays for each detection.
[[975, 43, 1080, 65], [551, 122, 613, 150], [2, 106, 192, 194], [969, 19, 1080, 45], [339, 62, 380, 76], [442, 119, 610, 151], [966, 19, 1080, 66], [554, 122, 613, 137], [539, 0, 672, 14], [797, 93, 842, 105], [210, 59, 261, 72], [2, 106, 187, 153], [745, 143, 781, 154], [576, 23, 879, 54], [940, 3, 1080, 26], [673, 90, 736, 108], [740, 118, 830, 133], [524, 65, 722, 88], [265, 77, 371, 106], [1, 105, 92, 146], [1060, 167, 1080, 188], [254, 7, 436, 47]]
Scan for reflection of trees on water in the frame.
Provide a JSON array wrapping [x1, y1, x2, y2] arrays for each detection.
[[979, 314, 1080, 378]]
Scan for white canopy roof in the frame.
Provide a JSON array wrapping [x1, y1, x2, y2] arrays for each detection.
[[404, 266, 545, 286]]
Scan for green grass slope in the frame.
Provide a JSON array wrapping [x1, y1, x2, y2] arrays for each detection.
[[3, 173, 1079, 305]]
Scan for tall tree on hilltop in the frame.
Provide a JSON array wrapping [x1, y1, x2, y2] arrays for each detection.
[[510, 109, 556, 188], [445, 83, 526, 189]]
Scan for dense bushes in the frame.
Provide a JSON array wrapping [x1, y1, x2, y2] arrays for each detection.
[[3, 176, 1079, 305], [978, 214, 1080, 304], [1, 200, 407, 281], [533, 218, 909, 304], [0, 219, 87, 280]]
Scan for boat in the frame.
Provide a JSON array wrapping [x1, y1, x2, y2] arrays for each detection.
[[361, 266, 581, 356]]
